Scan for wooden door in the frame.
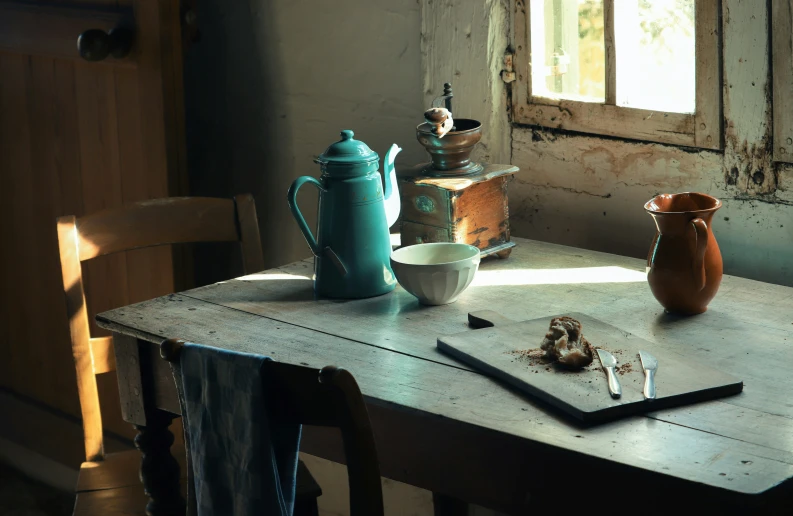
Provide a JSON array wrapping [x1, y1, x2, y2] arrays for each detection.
[[0, 0, 187, 440]]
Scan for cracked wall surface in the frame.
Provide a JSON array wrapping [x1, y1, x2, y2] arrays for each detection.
[[426, 0, 793, 286]]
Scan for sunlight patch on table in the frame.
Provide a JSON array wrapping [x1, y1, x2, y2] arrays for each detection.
[[237, 273, 312, 281], [470, 266, 646, 287]]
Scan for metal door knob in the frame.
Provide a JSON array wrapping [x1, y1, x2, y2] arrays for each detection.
[[77, 27, 133, 62]]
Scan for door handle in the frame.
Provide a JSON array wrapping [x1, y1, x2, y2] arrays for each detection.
[[77, 27, 133, 61]]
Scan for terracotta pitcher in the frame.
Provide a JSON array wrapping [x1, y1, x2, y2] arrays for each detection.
[[644, 193, 723, 315]]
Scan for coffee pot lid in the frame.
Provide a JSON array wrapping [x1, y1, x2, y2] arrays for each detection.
[[317, 130, 379, 165]]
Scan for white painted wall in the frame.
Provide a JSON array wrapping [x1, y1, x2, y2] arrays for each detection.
[[185, 0, 424, 270]]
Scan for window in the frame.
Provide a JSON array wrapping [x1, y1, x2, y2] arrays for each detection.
[[512, 0, 721, 149]]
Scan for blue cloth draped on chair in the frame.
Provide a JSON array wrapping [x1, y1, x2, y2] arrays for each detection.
[[177, 343, 301, 516]]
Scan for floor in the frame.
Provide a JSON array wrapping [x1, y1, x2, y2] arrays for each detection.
[[301, 453, 503, 516], [0, 452, 500, 516], [0, 463, 73, 516]]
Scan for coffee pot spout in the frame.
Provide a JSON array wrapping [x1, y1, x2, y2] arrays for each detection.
[[383, 143, 402, 228]]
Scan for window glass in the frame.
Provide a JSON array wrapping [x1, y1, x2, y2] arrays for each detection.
[[615, 0, 696, 113], [530, 0, 605, 102]]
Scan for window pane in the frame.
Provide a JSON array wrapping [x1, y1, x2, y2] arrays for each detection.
[[615, 0, 696, 113], [530, 0, 605, 102]]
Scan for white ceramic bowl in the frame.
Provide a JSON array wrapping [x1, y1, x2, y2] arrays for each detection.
[[390, 243, 481, 305]]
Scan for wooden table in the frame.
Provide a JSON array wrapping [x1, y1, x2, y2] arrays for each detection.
[[97, 238, 793, 514]]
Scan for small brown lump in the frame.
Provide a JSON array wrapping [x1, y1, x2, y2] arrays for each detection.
[[540, 316, 594, 370]]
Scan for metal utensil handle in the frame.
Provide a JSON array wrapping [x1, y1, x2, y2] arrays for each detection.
[[605, 367, 622, 399], [644, 368, 657, 400]]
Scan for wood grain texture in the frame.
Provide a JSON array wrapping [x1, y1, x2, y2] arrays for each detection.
[[73, 484, 150, 516], [512, 0, 721, 149], [514, 101, 696, 147], [77, 449, 152, 492], [57, 216, 104, 461], [772, 0, 793, 163], [97, 237, 793, 510], [74, 197, 239, 261], [722, 0, 775, 193], [59, 194, 263, 457], [0, 0, 188, 450], [0, 2, 135, 63], [399, 221, 451, 246], [175, 239, 793, 426], [113, 333, 146, 427], [438, 312, 743, 423], [603, 0, 616, 106], [399, 165, 517, 253], [695, 0, 723, 150], [91, 336, 116, 375], [98, 294, 793, 512], [450, 177, 509, 250], [398, 183, 450, 230], [514, 0, 529, 107]]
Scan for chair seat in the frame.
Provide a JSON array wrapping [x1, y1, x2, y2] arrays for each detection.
[[73, 485, 150, 516], [76, 450, 145, 493]]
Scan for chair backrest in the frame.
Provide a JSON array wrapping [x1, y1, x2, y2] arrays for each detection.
[[57, 195, 264, 462], [159, 339, 384, 516]]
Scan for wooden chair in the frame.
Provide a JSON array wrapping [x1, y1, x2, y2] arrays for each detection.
[[56, 196, 320, 514], [160, 338, 385, 516]]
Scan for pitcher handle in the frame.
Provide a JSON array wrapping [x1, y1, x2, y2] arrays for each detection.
[[287, 176, 323, 256], [690, 218, 708, 291]]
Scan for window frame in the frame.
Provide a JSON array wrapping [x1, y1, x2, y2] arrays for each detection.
[[772, 1, 793, 163], [512, 0, 722, 150]]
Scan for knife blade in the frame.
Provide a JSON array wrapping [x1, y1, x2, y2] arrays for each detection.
[[595, 349, 621, 399], [639, 350, 658, 400]]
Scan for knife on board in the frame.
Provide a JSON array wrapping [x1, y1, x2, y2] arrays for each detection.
[[639, 350, 658, 400], [595, 349, 621, 399]]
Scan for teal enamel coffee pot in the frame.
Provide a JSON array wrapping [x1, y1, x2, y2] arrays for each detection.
[[287, 130, 402, 298]]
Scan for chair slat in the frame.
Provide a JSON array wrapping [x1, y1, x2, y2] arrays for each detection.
[[76, 197, 239, 261], [58, 195, 264, 464], [91, 336, 116, 374]]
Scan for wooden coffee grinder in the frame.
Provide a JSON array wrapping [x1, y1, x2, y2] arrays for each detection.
[[397, 83, 520, 258]]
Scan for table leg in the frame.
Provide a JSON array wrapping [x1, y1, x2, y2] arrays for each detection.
[[134, 409, 185, 515]]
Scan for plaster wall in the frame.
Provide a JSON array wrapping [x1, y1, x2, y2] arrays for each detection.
[[184, 0, 424, 271], [425, 0, 793, 287]]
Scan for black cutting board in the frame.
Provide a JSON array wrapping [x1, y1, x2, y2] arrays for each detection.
[[437, 311, 743, 424]]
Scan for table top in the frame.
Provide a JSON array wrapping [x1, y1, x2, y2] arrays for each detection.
[[96, 237, 793, 501]]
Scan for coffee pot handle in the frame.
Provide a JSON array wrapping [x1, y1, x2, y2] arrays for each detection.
[[690, 218, 708, 291], [287, 176, 324, 256]]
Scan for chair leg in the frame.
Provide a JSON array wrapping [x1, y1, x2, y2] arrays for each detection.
[[433, 492, 468, 516]]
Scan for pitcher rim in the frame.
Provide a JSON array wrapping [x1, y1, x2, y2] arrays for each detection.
[[644, 192, 722, 215]]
